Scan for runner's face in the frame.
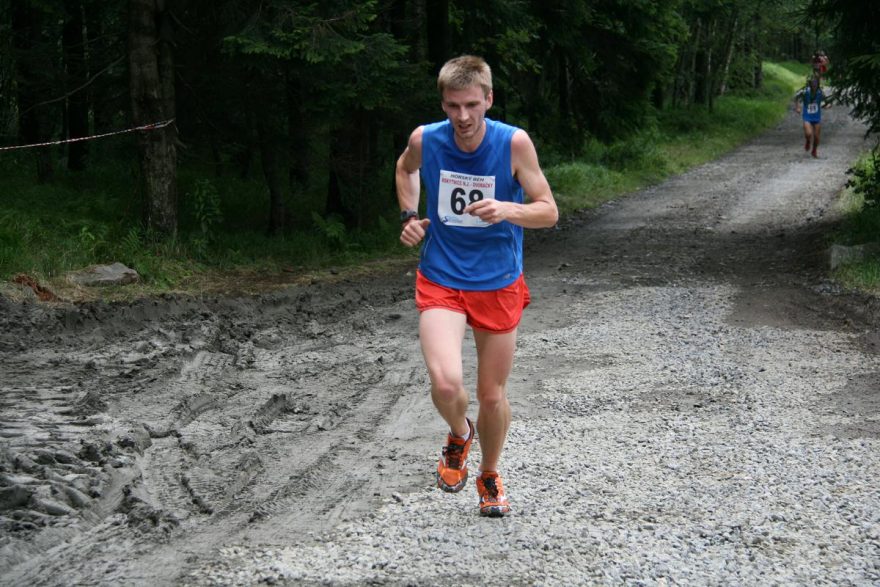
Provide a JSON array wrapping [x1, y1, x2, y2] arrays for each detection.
[[441, 85, 493, 143]]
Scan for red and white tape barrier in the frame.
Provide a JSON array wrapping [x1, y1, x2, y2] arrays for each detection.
[[0, 119, 175, 152]]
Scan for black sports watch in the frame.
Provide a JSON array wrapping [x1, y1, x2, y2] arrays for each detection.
[[400, 209, 419, 224]]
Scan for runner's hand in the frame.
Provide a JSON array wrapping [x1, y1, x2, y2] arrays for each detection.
[[464, 199, 509, 224], [401, 218, 430, 247]]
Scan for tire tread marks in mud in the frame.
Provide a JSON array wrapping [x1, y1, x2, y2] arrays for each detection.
[[247, 393, 309, 435], [0, 271, 422, 583]]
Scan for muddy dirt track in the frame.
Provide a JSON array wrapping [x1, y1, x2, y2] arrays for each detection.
[[2, 106, 879, 586]]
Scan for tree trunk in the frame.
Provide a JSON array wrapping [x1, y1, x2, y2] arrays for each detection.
[[129, 0, 178, 236], [364, 113, 381, 229], [12, 0, 53, 182], [325, 108, 376, 230], [286, 73, 308, 196], [707, 19, 716, 113], [258, 113, 285, 235], [752, 12, 763, 90], [651, 83, 665, 109], [425, 0, 449, 73], [672, 39, 690, 108], [685, 18, 702, 106], [326, 138, 346, 222], [157, 6, 175, 127], [63, 0, 89, 171], [717, 16, 738, 96], [388, 0, 413, 205], [325, 122, 359, 230], [411, 0, 426, 64], [557, 50, 570, 125], [694, 17, 714, 107]]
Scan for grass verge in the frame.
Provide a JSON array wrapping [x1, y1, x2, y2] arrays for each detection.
[[545, 61, 810, 213], [831, 150, 880, 294], [0, 160, 413, 301]]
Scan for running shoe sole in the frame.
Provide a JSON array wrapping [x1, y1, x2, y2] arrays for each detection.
[[437, 471, 468, 493], [479, 504, 510, 517]]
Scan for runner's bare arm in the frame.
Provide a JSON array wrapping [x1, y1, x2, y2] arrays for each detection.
[[397, 127, 430, 247], [464, 129, 558, 228]]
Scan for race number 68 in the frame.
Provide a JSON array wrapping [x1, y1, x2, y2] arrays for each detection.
[[451, 187, 484, 215]]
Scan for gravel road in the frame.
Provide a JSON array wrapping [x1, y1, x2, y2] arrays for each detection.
[[1, 105, 878, 586]]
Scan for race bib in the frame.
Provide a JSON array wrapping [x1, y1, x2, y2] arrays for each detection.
[[437, 170, 495, 228], [807, 103, 819, 114]]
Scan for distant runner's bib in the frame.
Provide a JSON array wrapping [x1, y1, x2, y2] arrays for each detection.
[[802, 87, 823, 122], [437, 170, 496, 228]]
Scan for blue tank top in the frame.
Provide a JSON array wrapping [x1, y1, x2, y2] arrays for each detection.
[[419, 118, 524, 291], [802, 87, 823, 123]]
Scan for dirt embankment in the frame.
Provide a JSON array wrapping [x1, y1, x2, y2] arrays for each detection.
[[1, 106, 878, 586]]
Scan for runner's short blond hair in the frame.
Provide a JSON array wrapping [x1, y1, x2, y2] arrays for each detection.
[[437, 55, 492, 97]]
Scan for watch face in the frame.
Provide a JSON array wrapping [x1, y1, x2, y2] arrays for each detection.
[[400, 210, 417, 222]]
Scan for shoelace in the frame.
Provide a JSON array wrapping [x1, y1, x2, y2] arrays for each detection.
[[482, 476, 499, 498], [442, 442, 464, 469]]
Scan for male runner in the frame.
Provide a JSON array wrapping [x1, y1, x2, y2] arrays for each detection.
[[396, 55, 558, 517]]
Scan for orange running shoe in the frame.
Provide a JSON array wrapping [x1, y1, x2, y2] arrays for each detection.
[[476, 471, 511, 517], [436, 418, 474, 493]]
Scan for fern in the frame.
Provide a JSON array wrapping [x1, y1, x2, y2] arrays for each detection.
[[311, 212, 347, 247], [192, 179, 222, 237]]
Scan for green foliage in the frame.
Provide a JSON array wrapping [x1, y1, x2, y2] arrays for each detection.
[[192, 179, 222, 235], [214, 0, 425, 232], [833, 150, 880, 291], [0, 210, 24, 277], [836, 201, 880, 248], [0, 154, 411, 290], [224, 1, 377, 64], [0, 161, 128, 278], [120, 226, 142, 260], [545, 162, 630, 212], [763, 61, 811, 91], [311, 211, 347, 248], [835, 259, 880, 292], [518, 0, 687, 146], [807, 0, 880, 134], [77, 224, 109, 257], [222, 0, 415, 114], [845, 148, 880, 208], [604, 132, 665, 172]]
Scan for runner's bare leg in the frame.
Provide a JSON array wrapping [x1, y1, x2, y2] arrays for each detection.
[[473, 328, 517, 471], [803, 121, 813, 145], [420, 308, 470, 438]]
